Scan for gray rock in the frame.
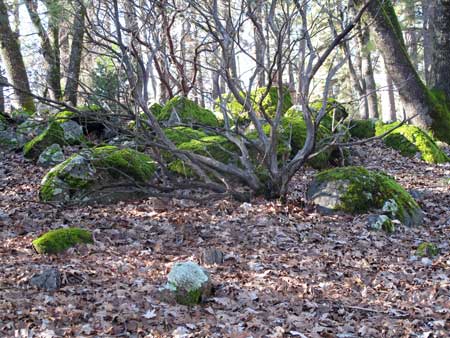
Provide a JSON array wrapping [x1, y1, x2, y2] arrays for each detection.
[[306, 179, 350, 215], [367, 214, 395, 233], [17, 117, 46, 142], [29, 268, 61, 291], [60, 120, 83, 144], [37, 144, 65, 167]]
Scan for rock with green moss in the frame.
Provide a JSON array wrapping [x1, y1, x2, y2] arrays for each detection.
[[169, 135, 238, 176], [37, 144, 65, 167], [164, 127, 208, 146], [349, 119, 376, 139], [367, 214, 395, 233], [0, 130, 22, 150], [32, 227, 93, 254], [158, 96, 219, 127], [375, 122, 449, 164], [0, 114, 7, 131], [17, 117, 47, 142], [416, 242, 440, 258], [220, 86, 293, 121], [40, 146, 156, 203], [23, 122, 65, 160], [11, 109, 33, 122], [161, 261, 212, 305], [245, 116, 333, 169], [307, 166, 423, 226], [287, 99, 348, 132]]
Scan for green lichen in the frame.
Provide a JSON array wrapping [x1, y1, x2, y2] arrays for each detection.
[[314, 166, 422, 225], [219, 86, 293, 121], [165, 261, 210, 305], [349, 119, 376, 139], [416, 242, 439, 258], [32, 227, 93, 254], [92, 146, 156, 182], [375, 122, 449, 163], [23, 122, 65, 160], [158, 96, 219, 127]]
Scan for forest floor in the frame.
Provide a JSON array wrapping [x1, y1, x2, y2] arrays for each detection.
[[0, 141, 449, 337]]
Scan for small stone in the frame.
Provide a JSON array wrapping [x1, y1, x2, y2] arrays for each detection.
[[160, 261, 212, 305], [421, 257, 433, 266], [29, 268, 61, 291]]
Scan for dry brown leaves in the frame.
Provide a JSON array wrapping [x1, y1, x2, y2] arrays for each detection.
[[0, 141, 449, 337]]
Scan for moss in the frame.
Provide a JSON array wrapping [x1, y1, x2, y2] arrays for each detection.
[[39, 153, 95, 201], [428, 89, 450, 145], [53, 110, 76, 123], [23, 122, 65, 160], [32, 227, 93, 254], [309, 98, 348, 131], [169, 136, 238, 176], [416, 242, 439, 258], [158, 96, 219, 127], [163, 127, 208, 146], [92, 146, 156, 182], [314, 166, 421, 225], [375, 122, 449, 163], [219, 86, 293, 121], [150, 102, 163, 116], [349, 119, 376, 139], [11, 109, 33, 121]]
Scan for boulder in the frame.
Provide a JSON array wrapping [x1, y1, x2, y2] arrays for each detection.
[[160, 261, 212, 305], [158, 96, 219, 127], [39, 146, 156, 203], [32, 227, 93, 254], [37, 144, 65, 167], [349, 119, 376, 139], [375, 122, 449, 164], [60, 120, 84, 144], [307, 166, 424, 226], [17, 117, 47, 142], [23, 122, 65, 160]]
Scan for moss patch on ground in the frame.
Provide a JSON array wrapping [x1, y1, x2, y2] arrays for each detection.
[[311, 166, 422, 226], [163, 127, 208, 146], [375, 122, 449, 164], [32, 227, 93, 254], [158, 96, 219, 127]]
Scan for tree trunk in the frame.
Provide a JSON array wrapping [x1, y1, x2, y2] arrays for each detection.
[[361, 0, 450, 143], [0, 0, 35, 112], [422, 0, 435, 85], [65, 2, 86, 105], [358, 24, 378, 119], [429, 0, 450, 97], [25, 0, 62, 100]]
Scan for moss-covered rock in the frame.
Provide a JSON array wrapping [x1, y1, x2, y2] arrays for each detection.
[[375, 122, 449, 164], [158, 96, 219, 127], [32, 227, 93, 254], [220, 86, 293, 121], [287, 98, 348, 132], [367, 214, 395, 233], [161, 261, 212, 305], [92, 146, 156, 182], [11, 109, 33, 122], [17, 117, 47, 142], [169, 135, 238, 176], [0, 114, 7, 131], [416, 242, 440, 258], [307, 166, 423, 226], [163, 127, 208, 146], [23, 122, 65, 160], [37, 144, 65, 167], [349, 119, 376, 139], [40, 146, 156, 203]]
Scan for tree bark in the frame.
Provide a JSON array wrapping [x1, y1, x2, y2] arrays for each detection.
[[25, 0, 62, 100], [429, 0, 450, 97], [64, 2, 86, 105], [0, 0, 35, 111], [358, 24, 378, 119]]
